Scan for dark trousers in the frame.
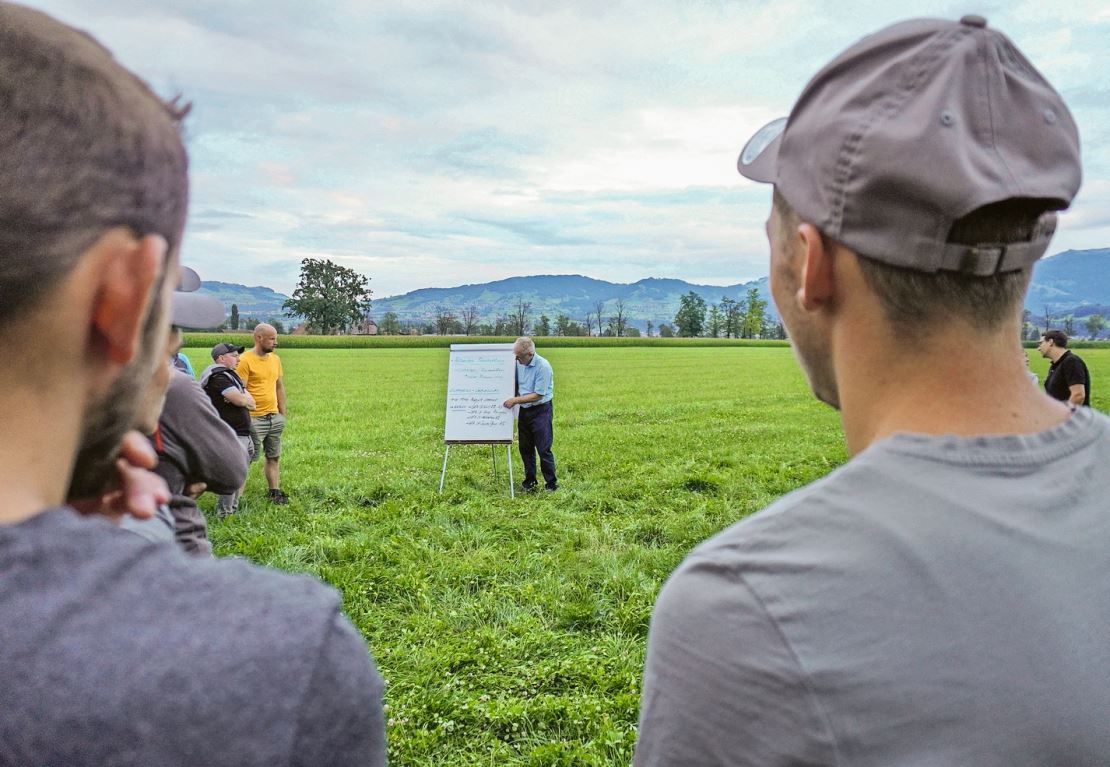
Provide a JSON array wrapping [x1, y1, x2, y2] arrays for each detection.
[[518, 401, 557, 489]]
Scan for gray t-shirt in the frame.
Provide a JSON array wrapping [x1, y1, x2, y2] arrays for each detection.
[[0, 508, 386, 766], [636, 408, 1110, 766]]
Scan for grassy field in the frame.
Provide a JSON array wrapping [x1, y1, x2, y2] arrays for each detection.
[[182, 345, 1108, 766]]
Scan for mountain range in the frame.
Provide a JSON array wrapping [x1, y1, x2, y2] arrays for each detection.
[[197, 247, 1110, 330]]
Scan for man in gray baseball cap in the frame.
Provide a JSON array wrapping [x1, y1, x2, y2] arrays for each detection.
[[637, 17, 1110, 766]]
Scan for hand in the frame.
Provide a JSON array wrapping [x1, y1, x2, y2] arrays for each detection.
[[184, 482, 207, 499], [503, 398, 515, 409], [69, 431, 171, 522]]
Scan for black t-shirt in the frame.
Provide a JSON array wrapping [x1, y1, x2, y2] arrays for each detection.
[[1045, 350, 1091, 406], [203, 367, 252, 435]]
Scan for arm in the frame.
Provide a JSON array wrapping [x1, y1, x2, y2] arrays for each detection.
[[503, 392, 541, 408], [162, 376, 248, 495], [1068, 383, 1087, 407], [288, 612, 387, 767], [634, 556, 831, 767], [221, 386, 256, 410], [68, 430, 171, 522], [277, 377, 287, 416]]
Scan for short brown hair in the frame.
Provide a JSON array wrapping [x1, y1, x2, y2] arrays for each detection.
[[774, 189, 1047, 339], [0, 4, 190, 325], [1042, 329, 1068, 348]]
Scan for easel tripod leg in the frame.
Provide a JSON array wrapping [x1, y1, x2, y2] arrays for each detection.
[[508, 444, 514, 498], [438, 445, 451, 492]]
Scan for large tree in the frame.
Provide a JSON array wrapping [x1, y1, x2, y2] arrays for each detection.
[[741, 287, 768, 339], [609, 298, 628, 337], [674, 291, 707, 337], [380, 311, 402, 335], [282, 258, 372, 335], [510, 298, 531, 336], [1085, 313, 1106, 339], [461, 305, 480, 336]]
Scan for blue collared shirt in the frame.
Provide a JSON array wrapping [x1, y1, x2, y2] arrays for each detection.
[[516, 352, 554, 407]]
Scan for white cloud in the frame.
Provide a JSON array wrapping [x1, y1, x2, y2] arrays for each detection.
[[20, 0, 1110, 296]]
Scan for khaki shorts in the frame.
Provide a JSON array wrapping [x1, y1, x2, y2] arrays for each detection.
[[249, 413, 285, 461]]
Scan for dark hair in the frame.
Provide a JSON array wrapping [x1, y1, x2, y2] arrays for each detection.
[[0, 4, 190, 325], [774, 189, 1047, 339], [1042, 329, 1068, 347]]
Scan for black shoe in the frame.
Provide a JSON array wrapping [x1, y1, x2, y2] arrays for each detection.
[[268, 489, 290, 505], [544, 485, 557, 492], [521, 482, 538, 493]]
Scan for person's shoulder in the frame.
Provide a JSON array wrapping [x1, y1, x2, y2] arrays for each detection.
[[683, 448, 891, 571]]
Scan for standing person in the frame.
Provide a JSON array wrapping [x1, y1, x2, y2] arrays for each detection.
[[201, 342, 256, 516], [636, 16, 1110, 767], [1039, 329, 1091, 407], [0, 5, 385, 764], [237, 323, 290, 504], [503, 336, 557, 492]]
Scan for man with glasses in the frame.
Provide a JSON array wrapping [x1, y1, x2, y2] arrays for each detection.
[[637, 16, 1109, 766], [1038, 329, 1091, 407], [201, 342, 256, 516], [0, 5, 385, 764], [503, 336, 558, 492]]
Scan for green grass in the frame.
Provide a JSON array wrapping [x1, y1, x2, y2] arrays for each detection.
[[181, 345, 1109, 765]]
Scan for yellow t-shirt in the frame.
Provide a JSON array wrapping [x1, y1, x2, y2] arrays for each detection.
[[236, 351, 283, 417]]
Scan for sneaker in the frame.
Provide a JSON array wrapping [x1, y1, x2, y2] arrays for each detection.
[[544, 485, 557, 493], [521, 482, 538, 493], [268, 489, 290, 505]]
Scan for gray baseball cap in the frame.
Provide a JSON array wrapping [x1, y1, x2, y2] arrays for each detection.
[[738, 16, 1082, 275], [172, 266, 226, 329]]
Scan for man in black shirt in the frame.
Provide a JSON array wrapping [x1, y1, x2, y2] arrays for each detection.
[[201, 342, 256, 515], [1039, 330, 1091, 407]]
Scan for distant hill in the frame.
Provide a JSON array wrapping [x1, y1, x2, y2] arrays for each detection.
[[369, 274, 775, 330], [1027, 248, 1110, 316], [197, 281, 292, 321], [194, 247, 1109, 331]]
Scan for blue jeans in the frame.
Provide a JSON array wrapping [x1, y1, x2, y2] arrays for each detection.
[[518, 401, 556, 490]]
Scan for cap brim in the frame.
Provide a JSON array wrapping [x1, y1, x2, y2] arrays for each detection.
[[737, 116, 787, 183], [178, 265, 202, 292], [738, 131, 780, 183], [172, 292, 226, 329]]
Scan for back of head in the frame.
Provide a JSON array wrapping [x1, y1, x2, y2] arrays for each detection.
[[0, 2, 189, 327], [741, 16, 1081, 339]]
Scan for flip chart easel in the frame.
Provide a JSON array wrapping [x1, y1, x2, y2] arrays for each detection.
[[439, 343, 517, 497]]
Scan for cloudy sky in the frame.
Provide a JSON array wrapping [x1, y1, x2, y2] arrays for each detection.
[[26, 0, 1110, 298]]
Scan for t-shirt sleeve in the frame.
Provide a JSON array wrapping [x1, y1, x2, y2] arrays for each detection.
[[205, 370, 232, 398], [235, 357, 250, 386], [288, 612, 387, 767], [634, 555, 834, 767], [1062, 357, 1087, 388]]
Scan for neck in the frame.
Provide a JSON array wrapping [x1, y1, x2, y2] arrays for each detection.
[[833, 321, 1070, 456], [0, 385, 84, 524], [253, 346, 268, 357]]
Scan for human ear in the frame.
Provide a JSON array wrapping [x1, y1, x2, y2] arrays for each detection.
[[795, 223, 835, 312], [90, 232, 169, 364]]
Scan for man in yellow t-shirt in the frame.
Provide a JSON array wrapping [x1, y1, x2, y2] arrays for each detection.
[[236, 323, 289, 504]]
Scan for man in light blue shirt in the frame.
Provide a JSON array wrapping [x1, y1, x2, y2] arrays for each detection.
[[502, 336, 557, 491]]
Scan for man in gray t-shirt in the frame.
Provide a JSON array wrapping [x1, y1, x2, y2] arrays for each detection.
[[0, 5, 385, 764], [636, 16, 1109, 767]]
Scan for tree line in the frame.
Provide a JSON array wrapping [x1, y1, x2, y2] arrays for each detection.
[[268, 257, 790, 338], [1025, 306, 1107, 340], [670, 288, 785, 339]]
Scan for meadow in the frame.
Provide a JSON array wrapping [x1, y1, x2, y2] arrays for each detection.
[[181, 343, 1108, 766]]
